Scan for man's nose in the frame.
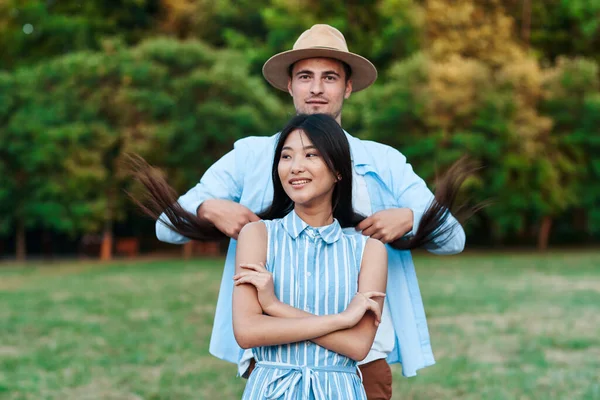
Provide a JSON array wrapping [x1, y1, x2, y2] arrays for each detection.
[[310, 79, 324, 95]]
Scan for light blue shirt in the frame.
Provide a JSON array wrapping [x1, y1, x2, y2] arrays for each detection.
[[156, 132, 465, 377]]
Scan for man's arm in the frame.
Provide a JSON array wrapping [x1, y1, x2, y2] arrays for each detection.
[[156, 147, 253, 243], [387, 147, 465, 254], [356, 146, 465, 254]]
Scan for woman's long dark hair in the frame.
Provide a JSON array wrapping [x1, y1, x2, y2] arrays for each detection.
[[129, 114, 475, 249]]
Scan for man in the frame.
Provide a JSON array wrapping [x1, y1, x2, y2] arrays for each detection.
[[157, 24, 465, 399]]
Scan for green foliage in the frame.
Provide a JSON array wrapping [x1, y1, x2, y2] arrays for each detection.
[[158, 0, 423, 80], [0, 38, 286, 255], [503, 0, 600, 65], [542, 57, 600, 233], [132, 38, 287, 188], [559, 0, 600, 39], [0, 62, 108, 236], [261, 0, 423, 71], [0, 72, 16, 234], [362, 0, 593, 244], [363, 53, 534, 239], [0, 0, 162, 70], [2, 0, 600, 250]]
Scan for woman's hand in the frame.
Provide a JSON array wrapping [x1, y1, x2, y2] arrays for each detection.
[[233, 262, 279, 314], [340, 292, 386, 329]]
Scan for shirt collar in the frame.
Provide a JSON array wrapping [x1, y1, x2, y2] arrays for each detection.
[[280, 210, 343, 244], [344, 130, 371, 166]]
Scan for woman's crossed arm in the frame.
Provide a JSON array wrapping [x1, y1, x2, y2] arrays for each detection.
[[232, 221, 388, 361]]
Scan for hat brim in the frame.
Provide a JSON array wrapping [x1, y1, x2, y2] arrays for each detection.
[[262, 47, 378, 93]]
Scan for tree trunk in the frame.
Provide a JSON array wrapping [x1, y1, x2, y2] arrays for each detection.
[[183, 241, 194, 260], [16, 218, 26, 262], [42, 230, 53, 261], [521, 0, 531, 50], [100, 222, 113, 261], [100, 194, 114, 261], [537, 216, 552, 251]]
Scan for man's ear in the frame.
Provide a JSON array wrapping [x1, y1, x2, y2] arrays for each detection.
[[344, 79, 353, 99], [288, 78, 294, 97]]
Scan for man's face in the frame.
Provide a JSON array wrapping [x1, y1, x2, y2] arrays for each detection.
[[287, 58, 353, 125]]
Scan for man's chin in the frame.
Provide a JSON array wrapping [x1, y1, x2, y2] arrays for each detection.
[[298, 108, 339, 119]]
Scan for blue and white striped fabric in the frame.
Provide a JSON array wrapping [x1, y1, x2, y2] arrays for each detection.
[[241, 210, 369, 400]]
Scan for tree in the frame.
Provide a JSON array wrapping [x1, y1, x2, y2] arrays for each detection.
[[358, 0, 585, 247], [158, 0, 424, 90], [0, 67, 104, 260], [0, 0, 162, 70], [504, 0, 600, 65], [0, 37, 286, 260], [0, 72, 16, 239], [541, 57, 600, 238]]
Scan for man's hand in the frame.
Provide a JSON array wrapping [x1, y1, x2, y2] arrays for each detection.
[[198, 199, 259, 239], [356, 208, 414, 243]]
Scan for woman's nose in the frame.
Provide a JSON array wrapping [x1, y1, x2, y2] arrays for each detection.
[[291, 158, 305, 174]]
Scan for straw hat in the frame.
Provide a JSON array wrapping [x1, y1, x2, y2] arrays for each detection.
[[262, 24, 378, 93]]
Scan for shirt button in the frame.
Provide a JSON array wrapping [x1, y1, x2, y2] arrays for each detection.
[[307, 272, 312, 277]]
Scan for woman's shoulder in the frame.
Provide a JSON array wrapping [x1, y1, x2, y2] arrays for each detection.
[[238, 220, 267, 240], [362, 238, 387, 266], [365, 237, 386, 252], [240, 218, 287, 240], [257, 217, 284, 230]]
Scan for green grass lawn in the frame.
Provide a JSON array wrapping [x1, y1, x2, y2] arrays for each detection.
[[1, 252, 599, 400]]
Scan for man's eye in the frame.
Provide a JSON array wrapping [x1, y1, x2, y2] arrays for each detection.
[[299, 75, 310, 80], [325, 76, 336, 81]]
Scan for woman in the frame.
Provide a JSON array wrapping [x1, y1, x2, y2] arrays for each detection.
[[129, 113, 471, 399], [231, 114, 387, 399]]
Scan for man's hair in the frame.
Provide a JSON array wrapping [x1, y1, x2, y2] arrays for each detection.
[[287, 60, 353, 84]]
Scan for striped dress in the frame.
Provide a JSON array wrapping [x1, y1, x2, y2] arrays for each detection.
[[242, 210, 369, 400]]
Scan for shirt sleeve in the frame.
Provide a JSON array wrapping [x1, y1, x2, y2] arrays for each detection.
[[386, 147, 466, 255], [155, 147, 244, 244]]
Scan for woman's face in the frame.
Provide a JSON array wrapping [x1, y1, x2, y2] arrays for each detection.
[[278, 129, 338, 209]]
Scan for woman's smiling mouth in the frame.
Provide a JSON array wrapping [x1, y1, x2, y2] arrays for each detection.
[[289, 178, 312, 188]]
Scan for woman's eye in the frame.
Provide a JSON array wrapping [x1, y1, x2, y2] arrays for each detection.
[[306, 153, 318, 158], [281, 154, 291, 159]]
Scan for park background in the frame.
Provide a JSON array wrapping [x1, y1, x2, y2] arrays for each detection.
[[0, 0, 599, 399]]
